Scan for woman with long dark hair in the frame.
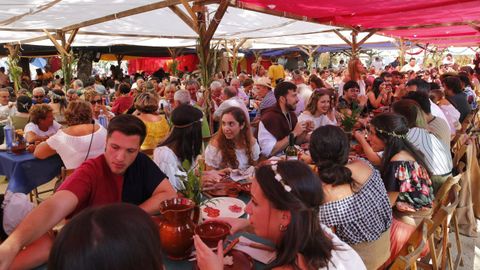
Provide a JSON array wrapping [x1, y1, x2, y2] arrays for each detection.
[[205, 107, 259, 170], [366, 77, 393, 110], [153, 104, 203, 190], [309, 125, 391, 269], [366, 112, 433, 266], [298, 89, 337, 129], [194, 160, 365, 270]]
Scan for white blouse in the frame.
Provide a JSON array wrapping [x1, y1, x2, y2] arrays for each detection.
[[204, 141, 260, 170], [153, 146, 185, 191], [321, 225, 366, 270], [46, 125, 107, 169], [24, 121, 62, 138], [298, 112, 337, 130]]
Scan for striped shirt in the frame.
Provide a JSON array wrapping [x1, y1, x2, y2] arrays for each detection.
[[407, 127, 452, 175]]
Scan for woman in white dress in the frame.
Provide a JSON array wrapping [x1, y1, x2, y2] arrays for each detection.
[[298, 88, 337, 130], [205, 107, 259, 170], [153, 104, 203, 190], [34, 100, 107, 169]]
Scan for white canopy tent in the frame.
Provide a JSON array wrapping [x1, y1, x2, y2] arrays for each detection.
[[0, 1, 394, 49]]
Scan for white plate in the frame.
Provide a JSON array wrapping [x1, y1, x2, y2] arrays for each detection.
[[200, 197, 246, 220]]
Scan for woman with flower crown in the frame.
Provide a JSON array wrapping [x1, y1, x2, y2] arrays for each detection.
[[354, 112, 433, 267], [194, 160, 365, 270]]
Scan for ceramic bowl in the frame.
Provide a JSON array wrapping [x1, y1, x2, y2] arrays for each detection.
[[195, 221, 231, 247]]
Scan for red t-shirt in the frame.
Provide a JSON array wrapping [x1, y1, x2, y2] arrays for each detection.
[[111, 95, 134, 115], [58, 155, 123, 218]]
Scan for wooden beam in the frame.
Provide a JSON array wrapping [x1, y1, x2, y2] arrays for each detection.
[[333, 30, 352, 46], [181, 0, 198, 22], [42, 29, 69, 56], [202, 0, 229, 47], [62, 0, 198, 32], [374, 21, 480, 32], [0, 0, 62, 26], [169, 5, 198, 34], [65, 28, 78, 52], [357, 30, 376, 47], [9, 34, 53, 45]]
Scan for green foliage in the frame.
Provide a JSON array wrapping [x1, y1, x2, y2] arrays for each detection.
[[339, 106, 362, 132], [168, 59, 179, 76], [6, 54, 22, 93], [177, 159, 202, 205]]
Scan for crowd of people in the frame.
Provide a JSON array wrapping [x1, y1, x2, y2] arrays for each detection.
[[0, 53, 477, 269]]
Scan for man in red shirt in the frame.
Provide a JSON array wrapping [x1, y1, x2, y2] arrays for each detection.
[[0, 114, 176, 270]]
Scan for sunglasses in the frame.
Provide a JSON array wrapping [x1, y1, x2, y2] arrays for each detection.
[[347, 88, 360, 93], [33, 95, 44, 99], [90, 100, 102, 105]]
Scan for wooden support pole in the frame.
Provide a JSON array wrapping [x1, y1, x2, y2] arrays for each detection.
[[42, 29, 69, 56], [65, 28, 79, 52], [202, 0, 228, 47], [333, 30, 352, 46], [351, 30, 358, 57], [399, 38, 406, 67]]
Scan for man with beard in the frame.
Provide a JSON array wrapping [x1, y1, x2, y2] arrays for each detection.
[[258, 81, 312, 157]]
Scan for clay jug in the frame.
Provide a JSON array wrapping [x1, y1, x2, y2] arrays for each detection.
[[158, 198, 195, 260]]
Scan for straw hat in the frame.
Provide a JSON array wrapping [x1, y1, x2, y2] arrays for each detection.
[[254, 77, 272, 89]]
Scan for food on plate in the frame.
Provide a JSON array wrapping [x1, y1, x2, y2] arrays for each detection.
[[223, 255, 234, 266], [203, 206, 220, 218], [228, 204, 243, 213]]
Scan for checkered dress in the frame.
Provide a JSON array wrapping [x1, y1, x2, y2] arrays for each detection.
[[319, 160, 392, 245]]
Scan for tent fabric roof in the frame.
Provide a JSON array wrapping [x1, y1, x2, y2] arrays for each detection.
[[0, 1, 393, 50], [238, 0, 480, 47]]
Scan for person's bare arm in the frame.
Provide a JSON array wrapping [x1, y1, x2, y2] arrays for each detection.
[[33, 142, 57, 159], [25, 131, 47, 144], [139, 179, 177, 215], [388, 192, 400, 207], [353, 130, 382, 166], [0, 191, 78, 270]]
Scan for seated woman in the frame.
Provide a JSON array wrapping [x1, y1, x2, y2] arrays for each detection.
[[366, 77, 393, 110], [309, 125, 392, 269], [134, 93, 170, 151], [153, 104, 203, 190], [298, 88, 337, 130], [11, 95, 32, 130], [48, 89, 67, 123], [34, 100, 107, 170], [48, 203, 163, 270], [205, 107, 259, 171], [24, 104, 62, 143], [366, 113, 434, 267], [85, 91, 114, 121], [194, 160, 366, 270], [391, 99, 452, 193]]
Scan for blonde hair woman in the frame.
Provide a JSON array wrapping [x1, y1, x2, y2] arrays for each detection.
[[338, 58, 366, 96], [134, 93, 170, 150]]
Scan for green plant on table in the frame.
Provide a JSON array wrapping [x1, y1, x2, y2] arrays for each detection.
[[176, 159, 202, 206], [339, 105, 362, 132]]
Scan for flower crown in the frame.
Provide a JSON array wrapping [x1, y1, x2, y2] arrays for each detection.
[[376, 128, 407, 139], [271, 161, 292, 192]]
